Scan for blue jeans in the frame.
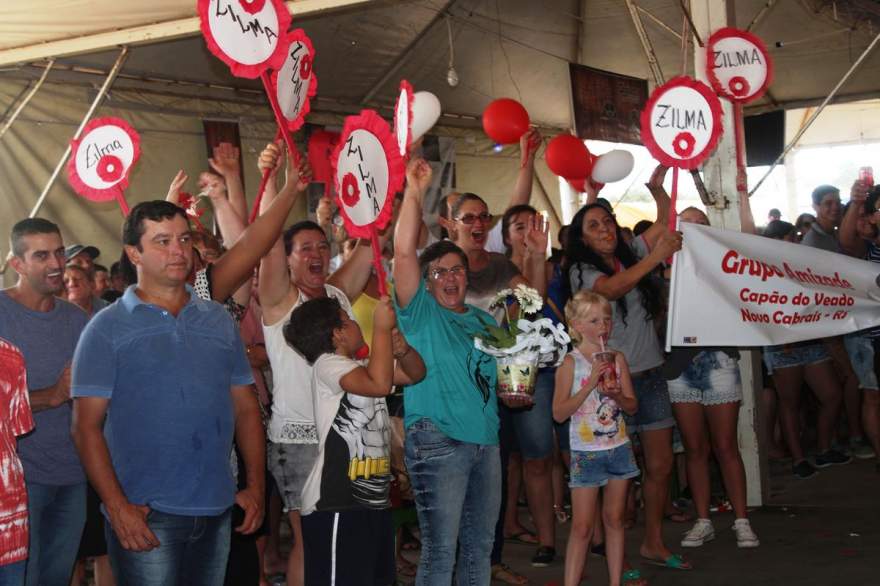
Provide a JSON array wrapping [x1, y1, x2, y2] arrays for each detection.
[[0, 560, 26, 586], [405, 418, 501, 586], [24, 482, 86, 586], [105, 508, 231, 586]]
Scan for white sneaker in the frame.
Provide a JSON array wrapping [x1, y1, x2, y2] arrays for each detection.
[[732, 518, 760, 548], [681, 518, 714, 547]]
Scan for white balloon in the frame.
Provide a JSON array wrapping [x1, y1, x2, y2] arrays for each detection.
[[592, 150, 635, 183], [411, 91, 441, 142]]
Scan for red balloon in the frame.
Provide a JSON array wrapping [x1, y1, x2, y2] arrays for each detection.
[[482, 98, 530, 144], [568, 177, 587, 192], [546, 134, 593, 179]]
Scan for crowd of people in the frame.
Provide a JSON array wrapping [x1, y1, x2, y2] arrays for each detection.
[[1, 129, 878, 586]]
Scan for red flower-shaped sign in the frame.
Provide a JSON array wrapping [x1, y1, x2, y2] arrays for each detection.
[[198, 0, 291, 79], [394, 79, 414, 158], [706, 27, 773, 104], [640, 76, 723, 170], [270, 29, 318, 132], [67, 117, 141, 203], [332, 110, 405, 239]]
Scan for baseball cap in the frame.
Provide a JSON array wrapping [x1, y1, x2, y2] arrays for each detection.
[[64, 244, 100, 262]]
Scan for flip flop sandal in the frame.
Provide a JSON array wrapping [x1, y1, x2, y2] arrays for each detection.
[[623, 569, 647, 586], [491, 563, 529, 585], [641, 553, 692, 571]]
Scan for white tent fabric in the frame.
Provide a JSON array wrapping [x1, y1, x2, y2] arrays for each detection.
[[2, 0, 880, 266]]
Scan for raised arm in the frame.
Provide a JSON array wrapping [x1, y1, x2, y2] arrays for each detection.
[[327, 235, 383, 302], [211, 143, 307, 304], [340, 297, 396, 397], [394, 158, 433, 309], [589, 230, 681, 301], [642, 164, 672, 249], [840, 179, 869, 258], [201, 174, 246, 248], [508, 128, 541, 208], [520, 213, 549, 296], [737, 168, 758, 235], [165, 170, 189, 207], [209, 142, 248, 223]]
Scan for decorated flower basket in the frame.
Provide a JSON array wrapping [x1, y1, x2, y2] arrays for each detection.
[[474, 285, 570, 400]]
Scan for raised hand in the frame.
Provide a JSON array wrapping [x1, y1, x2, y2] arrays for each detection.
[[283, 156, 312, 194], [198, 171, 227, 202], [209, 142, 241, 179], [520, 127, 542, 166], [645, 164, 669, 194], [405, 157, 432, 194], [258, 141, 284, 178], [316, 196, 334, 227], [373, 296, 397, 332], [653, 229, 683, 259], [165, 170, 188, 205], [851, 178, 870, 205], [525, 213, 549, 257]]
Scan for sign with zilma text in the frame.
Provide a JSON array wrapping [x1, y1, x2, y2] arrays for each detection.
[[640, 76, 723, 170], [706, 27, 773, 104]]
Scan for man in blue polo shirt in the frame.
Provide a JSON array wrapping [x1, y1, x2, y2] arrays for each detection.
[[71, 201, 265, 585]]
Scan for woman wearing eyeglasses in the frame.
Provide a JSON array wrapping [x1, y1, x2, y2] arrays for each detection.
[[393, 158, 507, 584], [564, 165, 687, 571]]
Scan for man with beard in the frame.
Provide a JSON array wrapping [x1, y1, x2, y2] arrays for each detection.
[[0, 218, 89, 586]]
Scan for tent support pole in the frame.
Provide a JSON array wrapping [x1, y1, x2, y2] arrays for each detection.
[[0, 59, 54, 140], [2, 47, 127, 275], [624, 0, 665, 85], [27, 47, 128, 219], [749, 29, 880, 196]]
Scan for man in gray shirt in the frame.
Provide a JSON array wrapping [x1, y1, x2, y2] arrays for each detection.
[[801, 184, 842, 252], [0, 218, 88, 586]]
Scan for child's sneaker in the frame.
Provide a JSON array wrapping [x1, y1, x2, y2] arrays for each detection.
[[732, 518, 759, 548], [681, 518, 714, 547], [814, 448, 852, 468], [792, 459, 817, 479], [850, 437, 876, 460]]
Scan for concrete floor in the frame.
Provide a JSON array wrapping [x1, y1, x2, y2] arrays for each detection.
[[259, 456, 878, 585], [484, 457, 879, 586]]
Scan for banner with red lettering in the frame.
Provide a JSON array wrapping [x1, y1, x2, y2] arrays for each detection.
[[666, 223, 880, 349]]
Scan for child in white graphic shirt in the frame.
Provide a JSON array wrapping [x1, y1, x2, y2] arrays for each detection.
[[553, 291, 640, 586]]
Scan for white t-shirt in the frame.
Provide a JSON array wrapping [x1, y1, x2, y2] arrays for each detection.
[[263, 284, 354, 444], [301, 353, 391, 515]]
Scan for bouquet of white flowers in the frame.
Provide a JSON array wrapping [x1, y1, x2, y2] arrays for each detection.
[[474, 284, 570, 399]]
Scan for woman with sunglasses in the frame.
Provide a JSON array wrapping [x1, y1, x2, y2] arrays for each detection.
[[564, 165, 687, 571], [394, 158, 509, 584]]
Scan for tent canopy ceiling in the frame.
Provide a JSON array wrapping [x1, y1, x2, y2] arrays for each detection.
[[2, 1, 880, 129]]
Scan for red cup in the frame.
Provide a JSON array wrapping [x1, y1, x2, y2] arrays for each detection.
[[592, 351, 618, 391]]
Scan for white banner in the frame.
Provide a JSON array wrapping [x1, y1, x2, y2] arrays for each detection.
[[666, 223, 880, 348]]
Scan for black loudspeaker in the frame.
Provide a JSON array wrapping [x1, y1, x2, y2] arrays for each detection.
[[744, 110, 784, 167]]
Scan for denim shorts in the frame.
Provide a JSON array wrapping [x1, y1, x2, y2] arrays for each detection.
[[569, 443, 640, 488], [844, 334, 879, 391], [268, 441, 318, 512], [623, 368, 674, 434], [667, 351, 743, 405], [763, 342, 830, 374], [505, 369, 556, 460]]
